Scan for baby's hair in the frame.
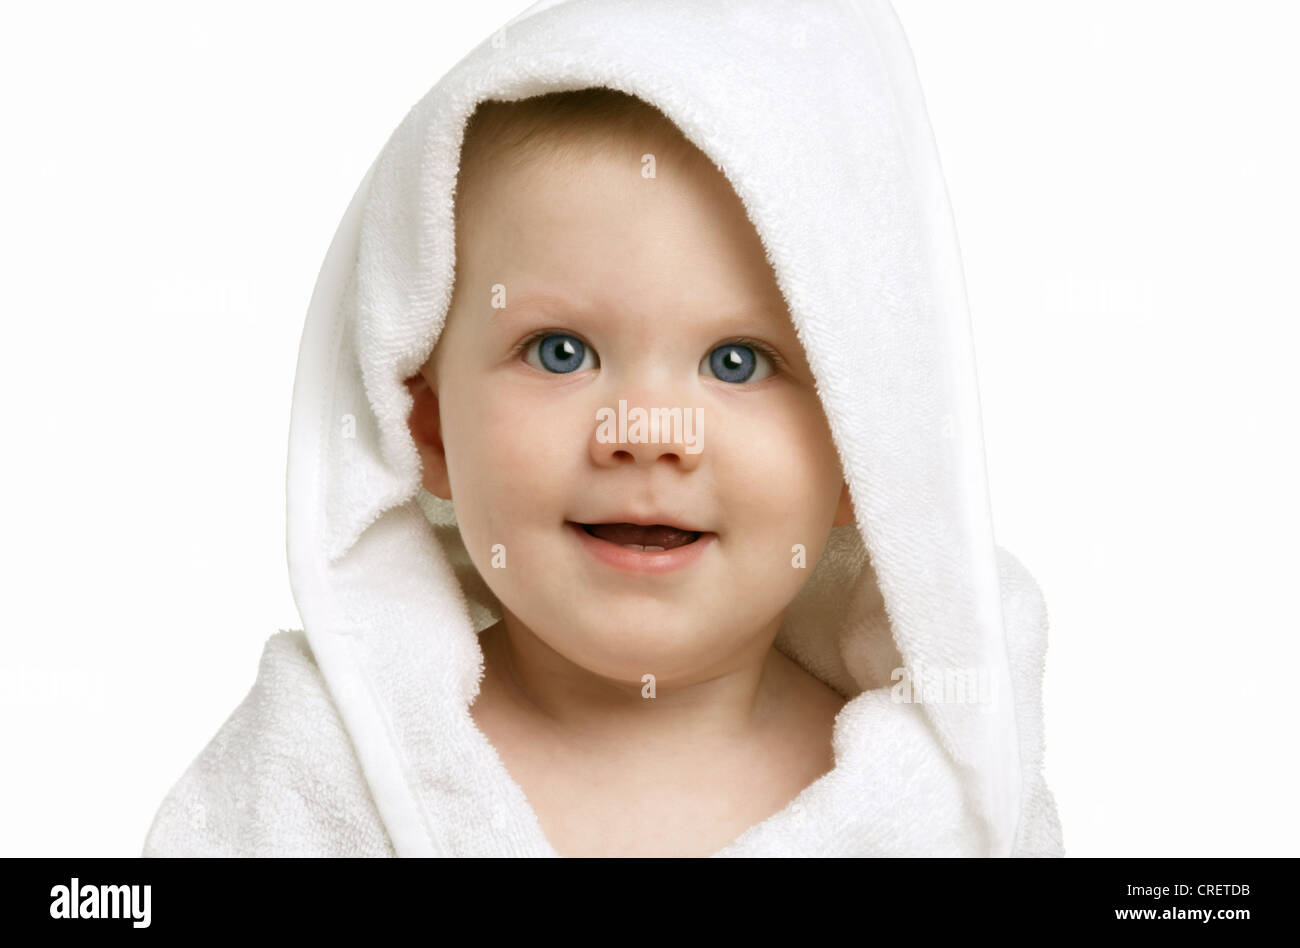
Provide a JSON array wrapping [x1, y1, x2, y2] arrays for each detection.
[[454, 86, 708, 217]]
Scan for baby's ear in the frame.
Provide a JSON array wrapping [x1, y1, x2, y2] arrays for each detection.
[[404, 370, 452, 500], [832, 479, 854, 528]]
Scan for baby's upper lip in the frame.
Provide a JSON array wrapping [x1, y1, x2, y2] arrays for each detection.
[[571, 514, 708, 534]]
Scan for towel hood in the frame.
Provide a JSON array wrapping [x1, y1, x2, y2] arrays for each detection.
[[285, 0, 1023, 856]]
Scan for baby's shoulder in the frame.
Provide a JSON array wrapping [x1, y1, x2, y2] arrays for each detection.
[[142, 630, 394, 857]]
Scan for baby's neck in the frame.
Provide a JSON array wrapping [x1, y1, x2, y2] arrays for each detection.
[[467, 617, 845, 856], [472, 616, 799, 759]]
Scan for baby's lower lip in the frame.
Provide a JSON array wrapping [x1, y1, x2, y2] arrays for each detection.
[[566, 521, 716, 574]]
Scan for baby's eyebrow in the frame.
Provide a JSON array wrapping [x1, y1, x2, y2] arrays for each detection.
[[499, 292, 780, 321], [494, 292, 591, 320], [497, 290, 795, 337]]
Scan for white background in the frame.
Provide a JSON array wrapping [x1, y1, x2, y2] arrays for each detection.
[[2, 1, 1296, 857]]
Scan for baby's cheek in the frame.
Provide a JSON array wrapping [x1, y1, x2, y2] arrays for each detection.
[[722, 399, 831, 511], [458, 394, 580, 546], [781, 398, 844, 505], [448, 386, 535, 487], [716, 399, 840, 587]]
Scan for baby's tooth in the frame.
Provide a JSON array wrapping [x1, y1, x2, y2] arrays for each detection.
[[621, 543, 646, 551], [643, 546, 666, 552]]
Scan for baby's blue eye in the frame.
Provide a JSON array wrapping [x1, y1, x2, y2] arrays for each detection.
[[523, 333, 597, 374], [700, 343, 774, 383]]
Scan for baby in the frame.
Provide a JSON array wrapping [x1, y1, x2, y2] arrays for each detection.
[[143, 2, 1062, 859], [404, 88, 854, 857]]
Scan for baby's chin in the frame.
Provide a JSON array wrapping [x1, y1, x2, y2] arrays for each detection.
[[525, 605, 755, 679]]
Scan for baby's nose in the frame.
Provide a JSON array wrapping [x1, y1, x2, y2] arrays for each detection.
[[589, 398, 704, 471]]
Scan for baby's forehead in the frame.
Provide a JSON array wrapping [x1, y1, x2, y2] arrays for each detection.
[[457, 158, 773, 276], [458, 131, 724, 222], [447, 91, 796, 340], [455, 96, 728, 225]]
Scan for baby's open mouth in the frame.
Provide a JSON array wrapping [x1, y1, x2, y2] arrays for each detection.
[[574, 522, 704, 552]]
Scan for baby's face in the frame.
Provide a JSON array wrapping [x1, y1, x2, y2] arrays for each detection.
[[410, 137, 851, 683]]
